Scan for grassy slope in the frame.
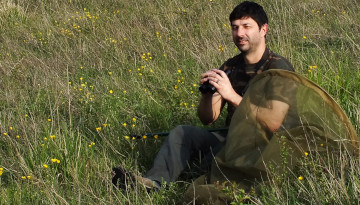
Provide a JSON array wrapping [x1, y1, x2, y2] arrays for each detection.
[[0, 0, 359, 204]]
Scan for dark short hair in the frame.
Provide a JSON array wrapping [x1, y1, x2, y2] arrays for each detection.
[[229, 1, 268, 28]]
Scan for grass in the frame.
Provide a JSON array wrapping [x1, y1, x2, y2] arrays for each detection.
[[0, 0, 359, 204]]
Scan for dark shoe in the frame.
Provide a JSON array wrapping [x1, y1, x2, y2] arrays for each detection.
[[112, 166, 160, 191], [112, 165, 134, 190]]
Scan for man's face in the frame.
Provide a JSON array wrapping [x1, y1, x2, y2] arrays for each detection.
[[231, 17, 267, 53]]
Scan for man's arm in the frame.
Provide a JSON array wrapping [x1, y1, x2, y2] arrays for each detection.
[[250, 100, 289, 132], [197, 69, 243, 125], [198, 92, 224, 125]]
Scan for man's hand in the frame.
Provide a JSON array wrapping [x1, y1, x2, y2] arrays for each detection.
[[201, 69, 242, 107]]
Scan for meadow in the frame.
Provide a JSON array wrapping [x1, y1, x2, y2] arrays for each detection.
[[0, 0, 359, 204]]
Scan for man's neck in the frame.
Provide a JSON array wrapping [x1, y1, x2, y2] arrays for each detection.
[[243, 45, 266, 65]]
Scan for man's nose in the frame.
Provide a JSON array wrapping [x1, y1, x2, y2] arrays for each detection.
[[235, 28, 245, 37]]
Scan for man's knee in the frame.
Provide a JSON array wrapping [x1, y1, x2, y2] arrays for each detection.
[[167, 125, 195, 144]]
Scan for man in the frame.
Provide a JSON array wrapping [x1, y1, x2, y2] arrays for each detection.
[[112, 1, 294, 190]]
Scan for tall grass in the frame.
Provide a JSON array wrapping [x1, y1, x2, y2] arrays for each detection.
[[0, 0, 359, 204]]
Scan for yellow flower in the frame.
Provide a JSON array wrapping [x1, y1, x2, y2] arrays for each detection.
[[68, 82, 72, 85], [303, 36, 307, 39], [91, 142, 95, 146], [320, 143, 324, 147], [9, 126, 13, 130], [88, 144, 92, 148], [108, 72, 113, 75], [124, 136, 130, 140], [143, 135, 147, 139], [174, 85, 178, 89], [132, 124, 135, 127], [122, 123, 127, 127], [96, 127, 101, 132], [123, 90, 127, 94], [177, 69, 182, 73], [25, 114, 28, 117], [154, 135, 159, 139], [298, 176, 304, 181], [56, 160, 60, 164], [50, 135, 56, 139], [304, 152, 309, 156], [44, 137, 47, 141], [132, 118, 136, 122], [109, 90, 114, 94], [21, 176, 26, 180], [43, 164, 48, 168], [3, 133, 7, 136], [27, 175, 31, 179], [132, 137, 135, 140], [51, 158, 57, 163]]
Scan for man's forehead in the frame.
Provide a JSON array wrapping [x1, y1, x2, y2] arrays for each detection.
[[231, 17, 257, 25]]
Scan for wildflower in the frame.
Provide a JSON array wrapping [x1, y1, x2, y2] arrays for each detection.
[[44, 137, 47, 141], [304, 152, 309, 156], [91, 142, 95, 146], [3, 133, 7, 136], [132, 118, 136, 122], [88, 144, 92, 148], [80, 66, 83, 69], [132, 137, 136, 140], [27, 175, 31, 179], [9, 126, 13, 131], [103, 124, 108, 127], [51, 159, 57, 163], [21, 176, 26, 180], [108, 72, 113, 75], [0, 168, 3, 176], [81, 84, 86, 87], [124, 136, 130, 140], [25, 114, 28, 117], [132, 124, 135, 127], [193, 83, 197, 87], [122, 123, 127, 127], [143, 135, 147, 139], [298, 176, 304, 181], [43, 164, 48, 169], [174, 85, 178, 89], [109, 90, 113, 94], [320, 143, 324, 147], [96, 127, 101, 132], [177, 69, 182, 73], [50, 135, 56, 139], [303, 36, 307, 39]]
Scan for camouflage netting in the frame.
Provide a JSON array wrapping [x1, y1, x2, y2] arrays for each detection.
[[184, 70, 359, 204]]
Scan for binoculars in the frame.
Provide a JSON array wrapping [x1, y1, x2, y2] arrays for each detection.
[[198, 69, 231, 94]]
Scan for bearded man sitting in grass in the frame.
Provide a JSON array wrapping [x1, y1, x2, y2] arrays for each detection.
[[113, 0, 295, 192]]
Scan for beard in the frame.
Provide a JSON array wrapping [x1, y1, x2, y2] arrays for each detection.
[[234, 37, 250, 53]]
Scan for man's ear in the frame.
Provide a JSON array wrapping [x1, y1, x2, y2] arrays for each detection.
[[260, 23, 268, 37]]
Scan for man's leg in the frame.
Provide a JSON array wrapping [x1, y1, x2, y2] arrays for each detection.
[[145, 125, 222, 184]]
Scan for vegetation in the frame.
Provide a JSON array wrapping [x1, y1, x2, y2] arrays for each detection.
[[0, 0, 359, 204]]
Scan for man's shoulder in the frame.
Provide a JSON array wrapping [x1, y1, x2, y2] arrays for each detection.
[[223, 53, 243, 67], [267, 50, 295, 72]]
